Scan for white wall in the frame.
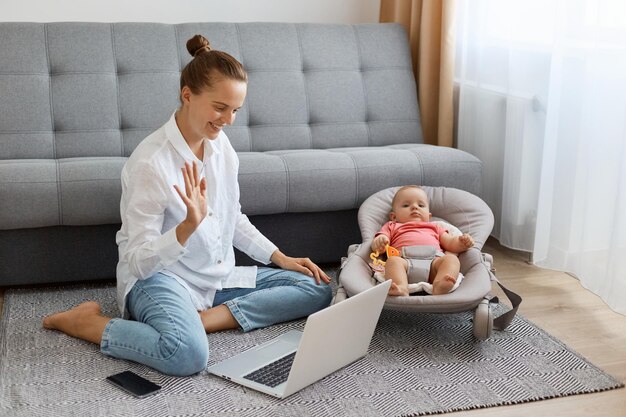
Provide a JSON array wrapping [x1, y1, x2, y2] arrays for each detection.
[[1, 0, 380, 24]]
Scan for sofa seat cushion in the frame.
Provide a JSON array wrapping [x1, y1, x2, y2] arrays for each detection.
[[0, 145, 480, 229], [0, 158, 125, 229]]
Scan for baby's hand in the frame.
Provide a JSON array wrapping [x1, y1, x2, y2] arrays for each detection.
[[459, 233, 474, 249], [371, 234, 390, 253]]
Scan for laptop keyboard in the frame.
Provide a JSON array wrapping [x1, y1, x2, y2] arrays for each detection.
[[243, 351, 297, 388]]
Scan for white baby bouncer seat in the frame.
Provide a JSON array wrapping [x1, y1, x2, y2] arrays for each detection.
[[337, 186, 521, 340]]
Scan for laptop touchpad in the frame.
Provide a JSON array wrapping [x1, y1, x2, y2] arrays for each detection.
[[255, 339, 295, 360]]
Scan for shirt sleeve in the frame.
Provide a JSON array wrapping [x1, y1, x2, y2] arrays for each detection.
[[436, 223, 449, 238], [232, 212, 278, 264], [119, 162, 187, 280], [375, 221, 393, 238]]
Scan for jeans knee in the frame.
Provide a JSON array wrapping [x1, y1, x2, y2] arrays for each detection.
[[302, 277, 333, 310], [160, 333, 209, 376], [319, 283, 333, 306]]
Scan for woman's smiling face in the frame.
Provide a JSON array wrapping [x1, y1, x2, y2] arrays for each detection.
[[182, 76, 247, 141]]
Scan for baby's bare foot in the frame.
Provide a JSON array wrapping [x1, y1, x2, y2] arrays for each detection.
[[388, 282, 409, 297], [432, 274, 457, 295], [43, 301, 102, 336]]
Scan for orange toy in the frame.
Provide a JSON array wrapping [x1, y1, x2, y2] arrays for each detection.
[[386, 245, 400, 257]]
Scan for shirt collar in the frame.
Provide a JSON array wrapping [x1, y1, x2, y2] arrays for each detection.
[[164, 112, 221, 164]]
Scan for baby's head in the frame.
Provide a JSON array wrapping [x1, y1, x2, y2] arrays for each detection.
[[390, 185, 431, 223]]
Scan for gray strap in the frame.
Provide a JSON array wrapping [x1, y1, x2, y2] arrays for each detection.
[[482, 253, 522, 331], [401, 245, 436, 259]]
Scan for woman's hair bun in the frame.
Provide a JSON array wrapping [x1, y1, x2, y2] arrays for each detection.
[[186, 35, 212, 58]]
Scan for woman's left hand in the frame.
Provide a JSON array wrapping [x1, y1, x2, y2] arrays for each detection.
[[270, 250, 331, 285]]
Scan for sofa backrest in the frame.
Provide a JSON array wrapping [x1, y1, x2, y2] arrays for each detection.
[[0, 22, 422, 160]]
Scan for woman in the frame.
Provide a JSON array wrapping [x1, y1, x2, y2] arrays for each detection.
[[43, 35, 332, 377]]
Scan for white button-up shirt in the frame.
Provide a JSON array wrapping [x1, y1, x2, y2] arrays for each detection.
[[115, 113, 277, 316]]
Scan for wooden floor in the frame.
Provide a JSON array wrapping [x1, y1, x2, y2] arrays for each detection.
[[0, 238, 624, 416], [447, 238, 626, 417]]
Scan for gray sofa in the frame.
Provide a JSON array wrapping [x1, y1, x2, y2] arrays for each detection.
[[0, 22, 482, 286]]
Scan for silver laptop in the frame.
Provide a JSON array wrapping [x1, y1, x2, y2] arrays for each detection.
[[207, 280, 391, 398]]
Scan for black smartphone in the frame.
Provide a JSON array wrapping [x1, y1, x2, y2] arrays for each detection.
[[106, 371, 161, 398]]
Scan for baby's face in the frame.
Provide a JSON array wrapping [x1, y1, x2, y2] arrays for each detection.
[[390, 187, 431, 223]]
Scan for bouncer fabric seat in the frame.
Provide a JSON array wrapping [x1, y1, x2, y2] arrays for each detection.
[[338, 186, 521, 339]]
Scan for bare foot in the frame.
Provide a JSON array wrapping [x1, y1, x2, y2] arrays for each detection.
[[43, 301, 107, 344], [432, 274, 457, 295], [388, 282, 409, 297]]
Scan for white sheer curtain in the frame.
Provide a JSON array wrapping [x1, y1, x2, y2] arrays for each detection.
[[455, 0, 626, 315]]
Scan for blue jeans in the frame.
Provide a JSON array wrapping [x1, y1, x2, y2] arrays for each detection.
[[100, 268, 332, 376]]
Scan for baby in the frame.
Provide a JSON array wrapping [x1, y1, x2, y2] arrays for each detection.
[[372, 185, 475, 296]]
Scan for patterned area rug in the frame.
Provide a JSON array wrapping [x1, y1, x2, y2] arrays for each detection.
[[0, 278, 622, 417]]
